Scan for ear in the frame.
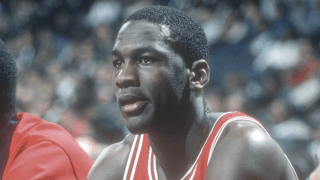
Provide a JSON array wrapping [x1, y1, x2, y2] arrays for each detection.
[[189, 59, 210, 91]]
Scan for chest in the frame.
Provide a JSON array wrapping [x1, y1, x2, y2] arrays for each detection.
[[123, 112, 262, 180], [123, 134, 214, 180]]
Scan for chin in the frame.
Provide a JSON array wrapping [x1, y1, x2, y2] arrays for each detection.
[[126, 125, 148, 135], [122, 108, 156, 135], [124, 116, 152, 135]]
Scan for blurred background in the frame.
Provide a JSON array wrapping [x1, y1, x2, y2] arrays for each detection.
[[1, 0, 320, 179]]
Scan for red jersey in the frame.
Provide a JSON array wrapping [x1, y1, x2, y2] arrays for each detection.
[[123, 112, 296, 180], [3, 112, 94, 180]]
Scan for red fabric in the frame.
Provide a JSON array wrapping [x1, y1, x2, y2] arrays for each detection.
[[124, 135, 150, 180], [3, 112, 94, 180], [70, 120, 88, 138], [289, 59, 319, 86]]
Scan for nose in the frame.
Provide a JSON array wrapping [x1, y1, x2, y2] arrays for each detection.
[[115, 60, 139, 88]]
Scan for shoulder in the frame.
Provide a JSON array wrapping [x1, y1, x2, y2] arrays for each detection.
[[213, 118, 281, 160], [88, 134, 136, 180], [14, 112, 85, 154], [206, 118, 297, 180], [16, 112, 67, 136], [15, 112, 45, 133], [225, 120, 280, 154], [13, 112, 94, 177], [15, 112, 79, 146], [5, 140, 83, 179]]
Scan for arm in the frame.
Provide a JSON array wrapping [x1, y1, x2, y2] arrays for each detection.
[[206, 121, 298, 180], [4, 140, 77, 180], [87, 135, 134, 180]]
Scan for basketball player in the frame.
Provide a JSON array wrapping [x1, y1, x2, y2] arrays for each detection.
[[88, 6, 298, 180]]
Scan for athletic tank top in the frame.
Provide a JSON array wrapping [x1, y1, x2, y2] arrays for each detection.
[[123, 111, 296, 180]]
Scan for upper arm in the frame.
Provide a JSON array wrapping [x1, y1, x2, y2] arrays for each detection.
[[4, 140, 77, 180], [88, 136, 133, 180], [206, 121, 298, 180]]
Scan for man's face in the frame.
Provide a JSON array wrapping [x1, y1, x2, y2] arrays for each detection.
[[111, 20, 189, 134]]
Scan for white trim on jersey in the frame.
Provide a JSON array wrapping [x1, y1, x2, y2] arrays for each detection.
[[148, 147, 153, 180], [189, 164, 198, 180], [123, 135, 139, 180], [153, 154, 159, 180], [130, 135, 144, 180]]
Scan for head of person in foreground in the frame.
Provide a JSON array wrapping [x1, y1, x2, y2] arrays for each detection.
[[111, 5, 210, 135], [0, 39, 17, 132]]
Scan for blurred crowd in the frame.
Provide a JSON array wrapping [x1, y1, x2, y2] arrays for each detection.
[[0, 0, 320, 179]]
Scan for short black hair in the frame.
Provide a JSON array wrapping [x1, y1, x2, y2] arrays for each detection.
[[124, 5, 209, 67], [0, 39, 17, 115]]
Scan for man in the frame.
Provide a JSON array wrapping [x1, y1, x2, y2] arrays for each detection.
[[88, 6, 298, 180], [0, 39, 94, 179]]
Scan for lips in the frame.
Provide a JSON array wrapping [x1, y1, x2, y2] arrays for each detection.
[[118, 94, 147, 115]]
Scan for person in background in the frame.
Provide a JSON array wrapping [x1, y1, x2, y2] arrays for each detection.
[[88, 6, 298, 180], [0, 39, 94, 180]]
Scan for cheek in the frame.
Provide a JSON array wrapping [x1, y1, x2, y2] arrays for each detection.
[[147, 70, 185, 103], [142, 70, 171, 101], [145, 72, 167, 96], [112, 70, 119, 91]]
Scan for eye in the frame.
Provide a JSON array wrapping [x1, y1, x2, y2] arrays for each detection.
[[138, 57, 154, 65], [113, 60, 123, 68]]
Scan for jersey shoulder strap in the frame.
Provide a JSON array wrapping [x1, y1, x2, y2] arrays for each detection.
[[182, 111, 265, 180], [123, 134, 151, 180]]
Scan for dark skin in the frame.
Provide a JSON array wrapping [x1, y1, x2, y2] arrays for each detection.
[[87, 20, 298, 180]]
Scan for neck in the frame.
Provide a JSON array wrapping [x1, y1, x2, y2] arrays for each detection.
[[147, 91, 210, 179]]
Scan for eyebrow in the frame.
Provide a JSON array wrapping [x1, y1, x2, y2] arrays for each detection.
[[111, 46, 164, 58]]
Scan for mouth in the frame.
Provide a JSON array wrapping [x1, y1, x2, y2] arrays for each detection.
[[118, 94, 147, 115]]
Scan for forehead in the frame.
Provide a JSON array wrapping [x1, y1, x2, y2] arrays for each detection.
[[113, 20, 171, 51]]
